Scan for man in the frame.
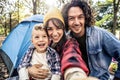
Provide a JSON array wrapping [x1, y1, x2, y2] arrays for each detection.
[[61, 0, 120, 80]]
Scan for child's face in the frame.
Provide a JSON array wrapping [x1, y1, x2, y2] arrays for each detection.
[[32, 30, 49, 53]]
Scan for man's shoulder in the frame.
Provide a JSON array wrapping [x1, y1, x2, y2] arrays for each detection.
[[87, 26, 107, 34]]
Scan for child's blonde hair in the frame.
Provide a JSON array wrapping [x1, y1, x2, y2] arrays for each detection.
[[32, 23, 48, 36], [33, 23, 44, 31]]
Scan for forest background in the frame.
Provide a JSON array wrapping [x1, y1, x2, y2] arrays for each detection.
[[0, 0, 120, 41]]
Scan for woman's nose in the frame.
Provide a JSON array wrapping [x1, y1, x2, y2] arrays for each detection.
[[52, 30, 58, 37]]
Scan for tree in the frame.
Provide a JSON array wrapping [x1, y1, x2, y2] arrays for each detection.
[[112, 0, 120, 34], [21, 0, 41, 15], [95, 0, 120, 35]]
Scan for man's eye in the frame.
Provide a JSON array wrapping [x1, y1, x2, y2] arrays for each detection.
[[79, 16, 85, 19]]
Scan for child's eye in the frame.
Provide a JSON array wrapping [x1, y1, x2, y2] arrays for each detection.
[[43, 35, 47, 38], [35, 36, 39, 39]]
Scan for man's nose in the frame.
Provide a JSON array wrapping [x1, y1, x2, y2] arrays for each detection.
[[74, 18, 79, 25]]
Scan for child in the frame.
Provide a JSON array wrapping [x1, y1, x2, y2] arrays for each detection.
[[17, 23, 61, 80]]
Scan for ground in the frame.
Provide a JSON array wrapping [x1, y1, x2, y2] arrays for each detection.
[[0, 54, 9, 79], [0, 36, 9, 79]]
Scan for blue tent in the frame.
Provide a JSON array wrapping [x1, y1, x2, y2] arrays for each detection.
[[0, 14, 43, 76]]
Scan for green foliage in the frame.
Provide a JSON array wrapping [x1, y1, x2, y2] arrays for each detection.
[[94, 0, 120, 33], [0, 27, 8, 35], [95, 14, 113, 28], [95, 0, 112, 29]]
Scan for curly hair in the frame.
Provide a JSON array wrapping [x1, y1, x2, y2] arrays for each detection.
[[61, 0, 95, 31]]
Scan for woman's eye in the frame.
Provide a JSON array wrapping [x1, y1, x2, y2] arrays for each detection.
[[57, 27, 62, 30], [47, 27, 52, 30]]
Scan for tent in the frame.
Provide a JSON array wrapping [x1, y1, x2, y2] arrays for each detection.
[[0, 14, 43, 76]]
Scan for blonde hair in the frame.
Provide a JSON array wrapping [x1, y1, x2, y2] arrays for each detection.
[[33, 23, 44, 31], [32, 23, 48, 37]]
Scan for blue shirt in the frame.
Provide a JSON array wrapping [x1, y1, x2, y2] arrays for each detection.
[[70, 26, 120, 80]]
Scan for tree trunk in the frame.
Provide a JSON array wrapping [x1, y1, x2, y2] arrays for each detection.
[[112, 0, 120, 35], [32, 0, 37, 14], [9, 13, 12, 32], [4, 16, 7, 36], [18, 0, 20, 23]]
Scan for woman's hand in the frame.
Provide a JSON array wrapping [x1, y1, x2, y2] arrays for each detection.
[[27, 64, 49, 79], [85, 76, 99, 80]]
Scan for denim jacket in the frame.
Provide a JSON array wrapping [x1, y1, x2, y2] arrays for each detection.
[[86, 26, 120, 80]]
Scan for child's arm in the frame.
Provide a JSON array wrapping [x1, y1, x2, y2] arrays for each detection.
[[18, 67, 29, 80], [18, 46, 34, 79], [51, 74, 61, 80]]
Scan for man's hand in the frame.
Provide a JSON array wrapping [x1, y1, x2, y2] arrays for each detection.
[[27, 64, 49, 79]]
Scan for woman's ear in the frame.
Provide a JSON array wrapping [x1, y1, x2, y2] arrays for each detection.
[[48, 38, 52, 45]]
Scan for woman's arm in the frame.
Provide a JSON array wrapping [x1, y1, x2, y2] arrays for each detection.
[[64, 67, 98, 80], [27, 64, 49, 79], [64, 67, 87, 80], [61, 38, 89, 74]]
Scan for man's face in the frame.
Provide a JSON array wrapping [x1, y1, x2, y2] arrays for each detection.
[[68, 7, 85, 37]]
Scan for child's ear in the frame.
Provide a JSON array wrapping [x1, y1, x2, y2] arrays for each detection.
[[31, 39, 33, 43]]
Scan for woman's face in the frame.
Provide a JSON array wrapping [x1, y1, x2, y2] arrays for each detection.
[[47, 20, 63, 43]]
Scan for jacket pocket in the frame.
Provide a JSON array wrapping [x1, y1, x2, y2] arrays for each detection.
[[88, 49, 102, 55], [88, 49, 107, 69]]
